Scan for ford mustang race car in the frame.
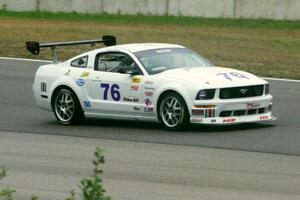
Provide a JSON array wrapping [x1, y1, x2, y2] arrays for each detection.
[[27, 36, 276, 130]]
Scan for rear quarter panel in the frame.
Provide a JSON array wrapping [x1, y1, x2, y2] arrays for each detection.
[[33, 63, 86, 111]]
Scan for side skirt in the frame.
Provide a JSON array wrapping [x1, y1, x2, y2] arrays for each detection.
[[84, 112, 158, 122]]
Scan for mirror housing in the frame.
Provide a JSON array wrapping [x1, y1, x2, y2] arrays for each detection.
[[126, 69, 140, 76], [118, 68, 140, 75]]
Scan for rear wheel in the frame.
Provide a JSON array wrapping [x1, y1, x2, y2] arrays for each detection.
[[159, 92, 189, 131], [53, 88, 84, 125]]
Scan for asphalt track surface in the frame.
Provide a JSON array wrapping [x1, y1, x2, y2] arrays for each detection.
[[0, 58, 300, 156], [2, 131, 300, 200]]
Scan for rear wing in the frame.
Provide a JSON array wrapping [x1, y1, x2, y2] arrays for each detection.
[[26, 35, 116, 63]]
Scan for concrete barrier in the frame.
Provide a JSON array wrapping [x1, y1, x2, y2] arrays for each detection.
[[169, 0, 235, 18], [236, 0, 300, 20], [103, 0, 168, 16], [0, 0, 36, 11], [38, 0, 103, 13], [0, 0, 299, 20]]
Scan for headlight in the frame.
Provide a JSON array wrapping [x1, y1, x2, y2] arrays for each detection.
[[265, 84, 270, 94], [196, 89, 215, 100]]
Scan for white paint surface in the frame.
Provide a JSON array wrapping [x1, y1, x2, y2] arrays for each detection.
[[1, 57, 298, 82]]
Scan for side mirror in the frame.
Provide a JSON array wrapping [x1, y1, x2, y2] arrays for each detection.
[[126, 69, 140, 76]]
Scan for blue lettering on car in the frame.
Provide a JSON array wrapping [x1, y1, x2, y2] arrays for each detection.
[[100, 83, 121, 101], [76, 79, 85, 86], [83, 101, 91, 107]]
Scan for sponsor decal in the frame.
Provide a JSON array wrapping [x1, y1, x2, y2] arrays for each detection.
[[247, 102, 261, 109], [223, 118, 236, 123], [133, 106, 141, 111], [144, 91, 153, 97], [144, 86, 155, 90], [145, 98, 153, 106], [124, 96, 139, 103], [64, 69, 71, 75], [144, 98, 154, 112], [191, 118, 203, 123], [41, 82, 47, 92], [81, 72, 89, 78], [76, 79, 85, 86], [195, 105, 215, 109], [192, 109, 204, 115], [131, 85, 139, 91], [83, 101, 91, 107], [145, 80, 154, 85], [131, 85, 140, 91], [132, 77, 141, 83], [260, 115, 269, 120], [144, 107, 154, 112]]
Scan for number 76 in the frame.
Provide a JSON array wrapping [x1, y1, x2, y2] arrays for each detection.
[[100, 83, 121, 101], [217, 72, 249, 81]]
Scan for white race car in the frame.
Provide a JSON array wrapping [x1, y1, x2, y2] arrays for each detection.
[[27, 36, 276, 130]]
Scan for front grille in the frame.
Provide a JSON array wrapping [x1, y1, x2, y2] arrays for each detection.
[[219, 107, 268, 117], [220, 111, 232, 117], [219, 85, 264, 99], [258, 108, 266, 114], [233, 110, 246, 116], [247, 109, 257, 115]]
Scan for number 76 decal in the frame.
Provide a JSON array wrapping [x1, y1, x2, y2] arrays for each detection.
[[100, 83, 121, 101], [217, 72, 249, 81]]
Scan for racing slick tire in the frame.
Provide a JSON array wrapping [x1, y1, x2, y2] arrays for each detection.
[[52, 88, 84, 125], [159, 92, 189, 131]]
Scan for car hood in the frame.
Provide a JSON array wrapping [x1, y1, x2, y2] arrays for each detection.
[[157, 67, 267, 88]]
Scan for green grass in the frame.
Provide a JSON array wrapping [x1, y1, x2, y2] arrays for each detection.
[[0, 10, 299, 79], [0, 10, 299, 30]]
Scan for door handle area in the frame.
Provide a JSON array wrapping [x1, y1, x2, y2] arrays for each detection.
[[92, 77, 101, 81]]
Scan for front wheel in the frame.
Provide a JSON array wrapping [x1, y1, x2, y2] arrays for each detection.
[[159, 92, 189, 131], [53, 88, 84, 125]]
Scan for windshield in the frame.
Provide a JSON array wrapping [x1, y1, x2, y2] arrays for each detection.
[[134, 48, 214, 75]]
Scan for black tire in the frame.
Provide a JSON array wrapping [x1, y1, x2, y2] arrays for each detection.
[[52, 88, 84, 125], [159, 92, 189, 131]]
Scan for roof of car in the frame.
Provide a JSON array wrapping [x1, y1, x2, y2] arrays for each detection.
[[100, 43, 185, 53]]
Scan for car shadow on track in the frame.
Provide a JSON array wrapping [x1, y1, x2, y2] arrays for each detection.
[[82, 118, 276, 133]]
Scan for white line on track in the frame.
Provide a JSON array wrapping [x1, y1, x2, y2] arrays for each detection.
[[0, 56, 51, 63], [0, 57, 299, 83], [262, 77, 300, 83]]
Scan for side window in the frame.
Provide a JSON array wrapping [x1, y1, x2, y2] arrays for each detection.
[[95, 53, 143, 75], [71, 56, 88, 68]]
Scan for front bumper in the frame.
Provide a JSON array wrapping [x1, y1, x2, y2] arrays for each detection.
[[191, 111, 276, 124], [190, 94, 276, 125]]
